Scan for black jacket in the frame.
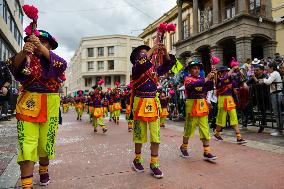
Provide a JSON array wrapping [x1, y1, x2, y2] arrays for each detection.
[[0, 61, 12, 101]]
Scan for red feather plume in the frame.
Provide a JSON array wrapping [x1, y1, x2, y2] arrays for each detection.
[[166, 23, 176, 32], [22, 5, 38, 20]]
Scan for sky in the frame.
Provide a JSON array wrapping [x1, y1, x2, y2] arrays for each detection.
[[24, 0, 177, 63]]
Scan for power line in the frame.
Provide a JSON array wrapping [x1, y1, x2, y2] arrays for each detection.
[[122, 0, 154, 20], [46, 0, 159, 14]]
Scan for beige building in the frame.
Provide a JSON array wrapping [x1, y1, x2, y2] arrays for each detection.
[[0, 0, 24, 88], [66, 35, 143, 96], [272, 0, 284, 55], [140, 0, 278, 73]]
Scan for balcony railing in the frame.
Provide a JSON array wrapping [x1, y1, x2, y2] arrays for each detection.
[[199, 7, 213, 32], [249, 4, 266, 17], [223, 3, 236, 20]]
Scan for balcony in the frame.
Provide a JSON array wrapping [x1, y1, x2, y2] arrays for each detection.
[[223, 2, 236, 21], [249, 4, 266, 17], [199, 7, 213, 32]]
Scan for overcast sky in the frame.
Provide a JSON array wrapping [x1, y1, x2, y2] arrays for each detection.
[[24, 0, 176, 63]]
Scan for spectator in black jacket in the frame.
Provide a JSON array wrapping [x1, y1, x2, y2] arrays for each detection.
[[247, 64, 269, 133], [0, 60, 12, 120]]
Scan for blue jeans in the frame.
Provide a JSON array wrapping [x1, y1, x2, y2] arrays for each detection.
[[271, 92, 283, 130]]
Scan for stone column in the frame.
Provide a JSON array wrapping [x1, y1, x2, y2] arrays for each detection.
[[236, 37, 252, 63], [263, 41, 277, 58], [193, 0, 198, 35], [213, 0, 219, 25], [237, 0, 248, 15], [177, 0, 184, 41], [210, 45, 223, 65], [265, 0, 272, 19]]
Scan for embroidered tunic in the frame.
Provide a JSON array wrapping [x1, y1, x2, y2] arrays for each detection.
[[184, 76, 213, 99], [132, 55, 176, 98], [5, 51, 67, 93]]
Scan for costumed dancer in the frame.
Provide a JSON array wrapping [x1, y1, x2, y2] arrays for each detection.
[[75, 90, 84, 121], [102, 97, 109, 118], [87, 93, 94, 123], [112, 86, 122, 125], [91, 85, 107, 133], [107, 89, 114, 122], [179, 60, 217, 161], [213, 65, 247, 144], [129, 43, 175, 178], [158, 90, 170, 128], [5, 13, 67, 188], [125, 84, 133, 132], [62, 97, 69, 113]]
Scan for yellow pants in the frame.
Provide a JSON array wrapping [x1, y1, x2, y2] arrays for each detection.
[[17, 93, 60, 163]]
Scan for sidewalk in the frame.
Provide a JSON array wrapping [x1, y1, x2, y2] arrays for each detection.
[[0, 118, 18, 176], [9, 109, 284, 189]]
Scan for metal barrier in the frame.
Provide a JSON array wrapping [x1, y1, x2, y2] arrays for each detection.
[[238, 82, 283, 131]]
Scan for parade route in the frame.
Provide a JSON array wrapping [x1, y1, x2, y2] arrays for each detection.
[[8, 109, 283, 189]]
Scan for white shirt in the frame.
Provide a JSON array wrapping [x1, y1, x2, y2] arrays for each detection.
[[207, 90, 218, 103], [178, 86, 185, 99], [263, 71, 283, 93]]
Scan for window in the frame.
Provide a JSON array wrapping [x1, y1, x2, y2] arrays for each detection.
[[224, 0, 236, 19], [0, 38, 2, 61], [87, 61, 94, 71], [85, 78, 92, 87], [249, 0, 264, 17], [16, 0, 24, 23], [98, 47, 104, 57], [170, 33, 176, 50], [105, 76, 111, 85], [163, 36, 167, 46], [3, 1, 8, 23], [0, 0, 3, 18], [87, 48, 94, 57], [98, 61, 104, 71], [249, 0, 261, 10], [108, 46, 114, 56], [182, 20, 189, 39], [96, 76, 102, 84], [14, 22, 17, 40], [108, 60, 114, 70], [114, 76, 120, 84], [1, 1, 23, 46]]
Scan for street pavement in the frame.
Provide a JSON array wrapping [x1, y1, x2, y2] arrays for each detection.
[[1, 109, 284, 189], [0, 119, 17, 176]]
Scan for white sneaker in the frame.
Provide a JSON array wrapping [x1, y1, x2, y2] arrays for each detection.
[[270, 131, 283, 136]]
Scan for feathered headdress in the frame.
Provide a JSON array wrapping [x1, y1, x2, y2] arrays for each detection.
[[231, 57, 240, 67]]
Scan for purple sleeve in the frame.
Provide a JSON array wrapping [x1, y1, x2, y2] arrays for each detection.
[[204, 80, 214, 92], [232, 78, 239, 88], [4, 56, 27, 82], [47, 51, 67, 78], [132, 58, 152, 80], [157, 54, 176, 76]]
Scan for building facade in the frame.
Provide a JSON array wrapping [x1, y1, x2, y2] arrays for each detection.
[[139, 4, 192, 56], [140, 0, 281, 74], [0, 0, 24, 88], [175, 0, 276, 73], [272, 0, 284, 55], [66, 35, 143, 96]]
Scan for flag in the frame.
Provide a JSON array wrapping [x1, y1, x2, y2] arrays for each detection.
[[171, 58, 183, 74]]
